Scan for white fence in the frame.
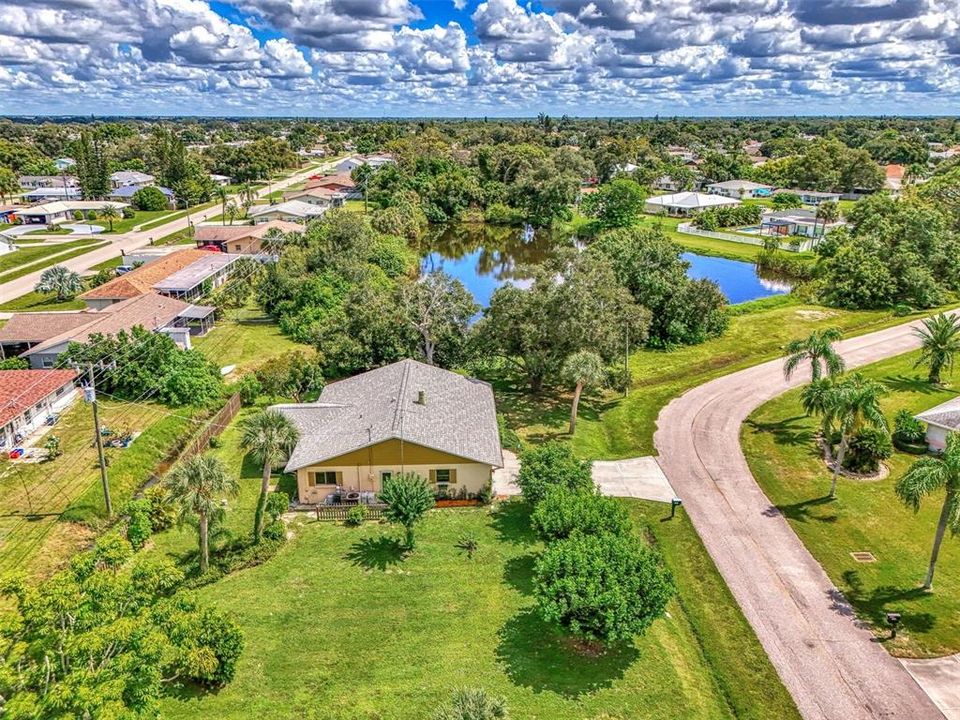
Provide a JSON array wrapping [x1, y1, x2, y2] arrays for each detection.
[[676, 223, 814, 253]]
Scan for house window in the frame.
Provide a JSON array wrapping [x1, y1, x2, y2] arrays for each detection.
[[380, 471, 393, 483], [234, 244, 241, 251], [41, 357, 54, 368], [308, 470, 341, 486], [431, 468, 457, 485]]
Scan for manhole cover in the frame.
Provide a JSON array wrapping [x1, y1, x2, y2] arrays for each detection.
[[850, 551, 876, 563]]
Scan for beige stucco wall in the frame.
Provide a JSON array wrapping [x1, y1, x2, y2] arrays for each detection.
[[296, 462, 492, 505], [926, 425, 949, 452]]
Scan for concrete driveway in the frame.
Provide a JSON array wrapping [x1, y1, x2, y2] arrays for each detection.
[[492, 450, 677, 503]]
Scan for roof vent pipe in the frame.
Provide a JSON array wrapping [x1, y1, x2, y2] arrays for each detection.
[[416, 390, 426, 405]]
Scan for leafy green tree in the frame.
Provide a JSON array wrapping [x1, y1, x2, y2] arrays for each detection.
[[561, 350, 605, 434], [582, 178, 646, 228], [531, 486, 631, 541], [132, 185, 170, 211], [783, 328, 845, 381], [896, 432, 960, 590], [772, 192, 803, 209], [516, 441, 593, 505], [0, 535, 243, 717], [821, 373, 888, 498], [99, 203, 119, 231], [914, 313, 960, 384], [74, 129, 110, 199], [0, 166, 18, 202], [433, 689, 509, 720], [34, 264, 82, 301], [399, 271, 479, 366], [163, 454, 239, 573], [534, 532, 674, 642], [240, 409, 300, 543], [379, 472, 435, 549]]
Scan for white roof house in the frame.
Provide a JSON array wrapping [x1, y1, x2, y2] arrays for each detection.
[[706, 180, 774, 199], [110, 171, 155, 189], [17, 200, 128, 225], [644, 192, 740, 217], [916, 397, 960, 451], [248, 200, 327, 224]]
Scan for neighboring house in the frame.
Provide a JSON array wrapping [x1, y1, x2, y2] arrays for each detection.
[[774, 189, 842, 205], [884, 164, 906, 195], [0, 369, 78, 448], [0, 293, 213, 369], [760, 208, 843, 239], [915, 398, 960, 452], [194, 220, 301, 254], [644, 191, 740, 216], [80, 248, 236, 309], [334, 154, 394, 173], [613, 162, 639, 174], [54, 158, 75, 171], [247, 200, 327, 224], [305, 173, 359, 197], [706, 180, 774, 199], [280, 187, 346, 208], [108, 184, 176, 207], [209, 174, 232, 186], [109, 171, 155, 189], [17, 200, 127, 225], [653, 175, 681, 192], [273, 359, 503, 505], [22, 187, 82, 202], [18, 175, 78, 189]]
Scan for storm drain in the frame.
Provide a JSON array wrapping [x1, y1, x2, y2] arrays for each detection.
[[850, 551, 877, 563]]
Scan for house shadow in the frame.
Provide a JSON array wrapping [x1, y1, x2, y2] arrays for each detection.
[[744, 415, 815, 449], [495, 608, 639, 698], [839, 570, 936, 635], [344, 535, 406, 571], [490, 501, 537, 546], [881, 374, 939, 395], [764, 494, 838, 524]]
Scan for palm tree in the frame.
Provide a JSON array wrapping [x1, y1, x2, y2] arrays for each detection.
[[561, 350, 605, 434], [164, 454, 238, 574], [822, 373, 887, 498], [240, 410, 300, 542], [99, 204, 119, 232], [783, 328, 845, 382], [34, 265, 82, 301], [216, 186, 228, 226], [225, 201, 239, 226], [801, 377, 836, 436], [914, 313, 960, 385], [896, 432, 960, 590], [814, 200, 839, 239]]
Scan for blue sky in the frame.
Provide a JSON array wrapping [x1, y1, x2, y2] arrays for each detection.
[[1, 0, 959, 117]]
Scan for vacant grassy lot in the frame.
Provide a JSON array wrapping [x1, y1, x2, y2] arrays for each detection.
[[153, 419, 798, 720], [742, 350, 960, 657], [498, 298, 949, 459], [0, 238, 102, 277], [194, 306, 306, 375]]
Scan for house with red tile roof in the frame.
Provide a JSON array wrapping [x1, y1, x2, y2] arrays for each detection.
[[0, 369, 77, 448]]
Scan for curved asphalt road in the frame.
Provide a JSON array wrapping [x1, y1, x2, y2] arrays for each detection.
[[654, 317, 946, 720]]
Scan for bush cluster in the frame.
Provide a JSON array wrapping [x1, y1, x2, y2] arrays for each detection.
[[691, 204, 763, 230]]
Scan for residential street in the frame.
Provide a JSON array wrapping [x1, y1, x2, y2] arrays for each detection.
[[0, 161, 333, 305], [654, 317, 953, 719]]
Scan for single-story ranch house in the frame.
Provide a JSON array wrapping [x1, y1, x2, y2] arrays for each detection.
[[915, 397, 960, 451], [280, 187, 346, 208], [0, 369, 78, 449], [22, 187, 82, 203], [774, 189, 842, 205], [248, 200, 327, 224], [0, 293, 211, 369], [18, 175, 79, 190], [706, 180, 774, 199], [194, 220, 301, 254], [108, 184, 176, 207], [273, 359, 503, 505], [17, 200, 127, 226], [110, 171, 155, 189], [645, 191, 740, 217], [760, 208, 844, 239]]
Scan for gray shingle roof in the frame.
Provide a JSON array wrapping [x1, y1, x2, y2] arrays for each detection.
[[273, 359, 503, 471], [916, 397, 960, 431]]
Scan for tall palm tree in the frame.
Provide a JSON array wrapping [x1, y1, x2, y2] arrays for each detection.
[[560, 350, 605, 434], [99, 204, 119, 232], [801, 377, 836, 436], [814, 200, 839, 239], [225, 201, 239, 226], [896, 432, 960, 590], [34, 265, 82, 301], [216, 186, 228, 226], [164, 454, 238, 574], [783, 328, 846, 382], [822, 373, 887, 498], [914, 313, 960, 385], [240, 410, 300, 542]]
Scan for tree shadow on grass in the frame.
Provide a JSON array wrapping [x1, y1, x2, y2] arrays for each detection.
[[838, 570, 936, 635], [764, 494, 838, 524], [490, 500, 537, 546], [744, 415, 815, 449], [495, 608, 639, 698], [881, 374, 939, 395], [503, 553, 536, 595], [344, 535, 406, 571]]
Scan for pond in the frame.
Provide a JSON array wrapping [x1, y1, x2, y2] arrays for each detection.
[[419, 224, 791, 309]]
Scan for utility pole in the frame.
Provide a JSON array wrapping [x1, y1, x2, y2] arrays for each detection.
[[84, 365, 112, 517]]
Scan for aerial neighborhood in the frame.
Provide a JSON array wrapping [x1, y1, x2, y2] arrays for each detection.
[[0, 110, 959, 720]]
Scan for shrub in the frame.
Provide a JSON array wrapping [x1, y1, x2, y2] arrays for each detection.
[[85, 210, 97, 221], [145, 484, 176, 531], [262, 519, 285, 541], [433, 688, 508, 720], [121, 206, 135, 219], [476, 483, 493, 505], [454, 532, 479, 559], [893, 409, 925, 444], [237, 373, 263, 406], [843, 427, 893, 474], [484, 203, 525, 226], [531, 486, 632, 541], [72, 210, 83, 221], [497, 414, 521, 453], [124, 498, 153, 551], [379, 472, 435, 549], [534, 532, 674, 642], [132, 185, 170, 211], [266, 491, 289, 521], [181, 604, 245, 687], [208, 434, 223, 449], [516, 441, 593, 506], [345, 504, 367, 527]]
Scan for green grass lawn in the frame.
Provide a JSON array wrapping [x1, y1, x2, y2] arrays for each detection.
[[99, 210, 171, 234], [742, 350, 960, 658], [498, 299, 953, 460], [151, 416, 797, 720], [0, 239, 106, 279], [0, 290, 85, 312], [193, 306, 307, 374], [88, 255, 124, 272]]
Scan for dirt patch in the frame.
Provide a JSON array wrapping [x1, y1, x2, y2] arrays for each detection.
[[562, 636, 609, 657], [795, 310, 837, 321]]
